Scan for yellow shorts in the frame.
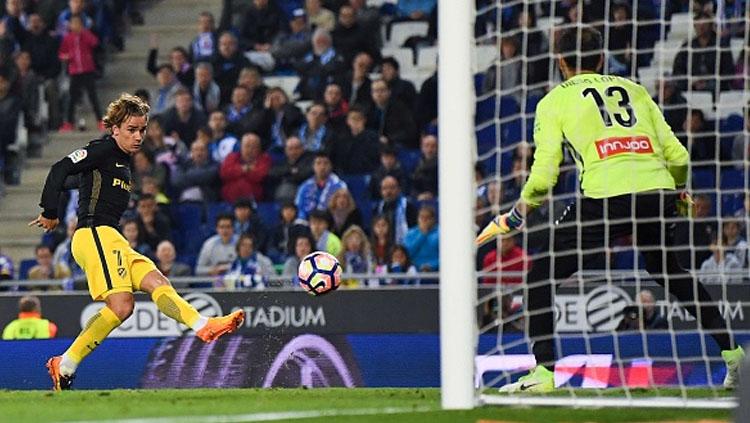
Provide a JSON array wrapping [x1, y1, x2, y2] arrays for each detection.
[[71, 225, 158, 301]]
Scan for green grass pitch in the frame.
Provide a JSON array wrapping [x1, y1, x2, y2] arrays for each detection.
[[0, 388, 734, 422]]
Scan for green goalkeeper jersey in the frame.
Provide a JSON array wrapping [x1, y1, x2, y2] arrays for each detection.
[[520, 73, 689, 207]]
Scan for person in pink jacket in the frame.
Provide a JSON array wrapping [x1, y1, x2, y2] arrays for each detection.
[[58, 15, 103, 132], [220, 132, 271, 203]]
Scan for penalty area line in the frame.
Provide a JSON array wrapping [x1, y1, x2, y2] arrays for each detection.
[[63, 406, 438, 423]]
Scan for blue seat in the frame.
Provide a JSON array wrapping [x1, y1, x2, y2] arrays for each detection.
[[475, 96, 495, 124], [206, 202, 233, 227], [721, 114, 744, 133], [474, 73, 485, 96], [721, 193, 744, 216], [476, 126, 497, 156], [720, 168, 745, 189], [397, 149, 421, 175], [524, 94, 542, 114], [170, 203, 204, 255], [257, 202, 281, 228], [18, 258, 36, 280], [499, 95, 520, 118], [342, 174, 371, 203], [691, 168, 716, 189], [500, 118, 522, 147]]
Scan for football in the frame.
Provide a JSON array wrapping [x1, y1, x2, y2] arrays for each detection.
[[297, 251, 342, 296]]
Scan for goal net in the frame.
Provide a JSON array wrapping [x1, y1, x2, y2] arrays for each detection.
[[463, 0, 749, 409]]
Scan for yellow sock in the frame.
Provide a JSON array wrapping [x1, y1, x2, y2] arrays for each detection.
[[64, 306, 121, 364], [151, 285, 202, 328]]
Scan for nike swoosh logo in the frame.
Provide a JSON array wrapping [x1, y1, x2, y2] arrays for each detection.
[[115, 163, 127, 168], [519, 382, 540, 391]]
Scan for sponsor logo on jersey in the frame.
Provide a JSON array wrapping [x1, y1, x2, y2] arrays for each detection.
[[67, 149, 88, 163], [594, 136, 653, 159]]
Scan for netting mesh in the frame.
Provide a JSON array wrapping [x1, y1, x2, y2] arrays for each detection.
[[472, 0, 748, 406]]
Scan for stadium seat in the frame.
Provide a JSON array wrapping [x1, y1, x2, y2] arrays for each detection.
[[500, 118, 522, 147], [668, 13, 692, 41], [264, 75, 300, 98], [684, 91, 714, 118], [721, 193, 745, 216], [170, 203, 204, 255], [257, 202, 281, 228], [416, 46, 438, 71], [637, 66, 662, 96], [475, 95, 496, 124], [474, 73, 485, 95], [691, 168, 717, 189], [388, 21, 429, 48], [536, 16, 563, 32], [207, 202, 233, 227], [18, 259, 36, 280], [720, 168, 745, 189], [730, 38, 744, 62], [716, 91, 748, 119], [396, 149, 421, 175], [476, 125, 497, 156], [381, 47, 415, 72], [652, 39, 683, 71], [474, 45, 496, 73], [498, 95, 519, 118]]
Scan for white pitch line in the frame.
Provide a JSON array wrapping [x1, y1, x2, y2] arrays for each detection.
[[63, 406, 437, 423]]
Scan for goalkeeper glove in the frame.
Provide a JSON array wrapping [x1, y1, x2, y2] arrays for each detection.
[[476, 207, 525, 245], [676, 190, 695, 217]]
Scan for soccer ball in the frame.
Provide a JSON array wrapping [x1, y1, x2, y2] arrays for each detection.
[[298, 251, 342, 296]]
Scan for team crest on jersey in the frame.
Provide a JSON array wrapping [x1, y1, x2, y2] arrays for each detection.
[[67, 149, 88, 163]]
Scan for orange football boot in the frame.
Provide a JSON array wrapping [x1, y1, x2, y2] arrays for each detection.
[[196, 310, 245, 343]]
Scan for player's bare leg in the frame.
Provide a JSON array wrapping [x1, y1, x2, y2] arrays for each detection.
[[47, 292, 132, 391], [139, 270, 244, 343]]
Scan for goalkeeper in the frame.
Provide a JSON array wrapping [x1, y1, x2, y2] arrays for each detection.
[[477, 26, 744, 393]]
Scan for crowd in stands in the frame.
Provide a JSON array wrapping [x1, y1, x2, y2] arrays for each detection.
[[0, 0, 748, 293]]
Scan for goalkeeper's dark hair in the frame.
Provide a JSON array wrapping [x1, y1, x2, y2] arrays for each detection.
[[556, 25, 603, 71]]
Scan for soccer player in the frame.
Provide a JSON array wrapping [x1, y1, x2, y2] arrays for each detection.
[[476, 26, 745, 393], [30, 94, 245, 391]]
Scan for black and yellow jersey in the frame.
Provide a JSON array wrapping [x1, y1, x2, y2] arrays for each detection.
[[40, 136, 133, 229]]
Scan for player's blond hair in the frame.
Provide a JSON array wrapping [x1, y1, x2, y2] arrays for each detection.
[[102, 93, 150, 132]]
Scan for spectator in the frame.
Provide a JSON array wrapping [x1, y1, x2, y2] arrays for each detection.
[[617, 289, 668, 331], [367, 79, 418, 149], [55, 0, 93, 37], [52, 218, 83, 282], [233, 197, 268, 249], [481, 292, 524, 332], [326, 106, 379, 174], [404, 205, 439, 272], [380, 244, 418, 285], [300, 102, 335, 153], [172, 138, 220, 203], [132, 149, 168, 194], [0, 19, 17, 68], [332, 4, 378, 66], [0, 247, 13, 280], [415, 69, 437, 130], [349, 0, 381, 35], [155, 240, 192, 277], [160, 89, 207, 146], [269, 203, 310, 262], [327, 188, 363, 237], [295, 152, 347, 220], [305, 0, 335, 32], [212, 31, 252, 106], [341, 51, 373, 108], [2, 296, 57, 339], [189, 11, 218, 63], [22, 13, 61, 128], [481, 36, 522, 100], [732, 104, 749, 166], [271, 8, 313, 69], [380, 56, 416, 110], [151, 63, 184, 116], [196, 213, 238, 276], [481, 235, 530, 285], [0, 72, 20, 186], [220, 132, 272, 202], [11, 52, 40, 156], [369, 145, 408, 200], [264, 86, 304, 151], [338, 225, 373, 287], [135, 193, 172, 251], [606, 3, 633, 75], [237, 66, 268, 110], [654, 78, 688, 136], [373, 175, 417, 244], [675, 193, 717, 268], [58, 15, 102, 132], [514, 7, 550, 90], [143, 117, 189, 174], [282, 232, 316, 286], [503, 156, 529, 205], [699, 234, 743, 284], [223, 233, 275, 289], [411, 134, 438, 199], [268, 135, 314, 203], [207, 110, 239, 163], [2, 0, 27, 47], [240, 0, 284, 71], [672, 12, 734, 92], [370, 215, 393, 266], [192, 62, 221, 114], [309, 209, 342, 256], [121, 219, 154, 259], [682, 109, 720, 163], [322, 83, 349, 130], [296, 28, 346, 100], [395, 0, 435, 22], [225, 85, 270, 141], [722, 219, 748, 267], [147, 37, 194, 88], [28, 243, 69, 282]]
